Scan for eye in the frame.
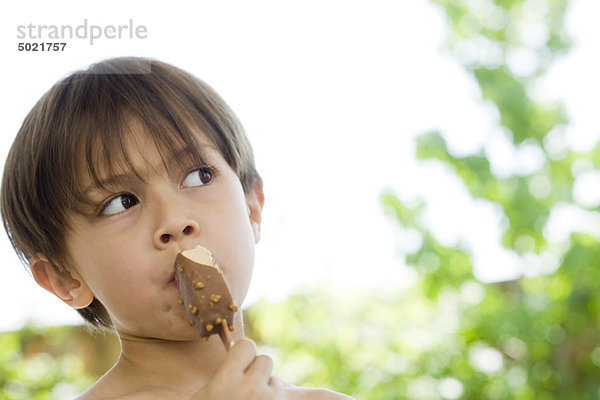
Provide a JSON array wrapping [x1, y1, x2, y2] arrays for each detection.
[[182, 167, 213, 188], [100, 194, 139, 216]]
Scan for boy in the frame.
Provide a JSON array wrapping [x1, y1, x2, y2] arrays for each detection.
[[1, 57, 353, 399]]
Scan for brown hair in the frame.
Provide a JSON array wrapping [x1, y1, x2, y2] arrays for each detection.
[[0, 57, 261, 330]]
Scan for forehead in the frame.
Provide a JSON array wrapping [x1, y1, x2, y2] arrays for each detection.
[[77, 115, 213, 190]]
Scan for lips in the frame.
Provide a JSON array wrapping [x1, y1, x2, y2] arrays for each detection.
[[169, 271, 178, 287]]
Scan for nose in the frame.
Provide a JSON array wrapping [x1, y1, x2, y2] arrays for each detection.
[[152, 191, 200, 249], [154, 222, 199, 248]]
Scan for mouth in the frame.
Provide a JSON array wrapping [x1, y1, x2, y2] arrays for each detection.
[[169, 271, 178, 288]]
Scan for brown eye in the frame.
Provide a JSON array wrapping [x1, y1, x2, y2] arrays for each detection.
[[121, 195, 138, 209], [183, 167, 213, 188], [101, 194, 139, 215]]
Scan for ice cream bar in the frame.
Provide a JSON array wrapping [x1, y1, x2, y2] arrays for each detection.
[[175, 246, 237, 350]]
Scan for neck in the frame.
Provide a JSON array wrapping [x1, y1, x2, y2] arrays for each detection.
[[111, 312, 245, 393]]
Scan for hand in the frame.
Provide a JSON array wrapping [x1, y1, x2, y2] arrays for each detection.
[[192, 339, 282, 399]]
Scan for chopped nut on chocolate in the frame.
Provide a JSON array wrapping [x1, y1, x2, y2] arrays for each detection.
[[186, 304, 198, 314], [175, 245, 236, 350]]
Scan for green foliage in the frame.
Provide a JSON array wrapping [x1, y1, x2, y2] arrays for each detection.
[[250, 0, 600, 398], [474, 67, 567, 144], [246, 287, 438, 399], [0, 327, 94, 400], [245, 237, 600, 399], [415, 0, 581, 256]]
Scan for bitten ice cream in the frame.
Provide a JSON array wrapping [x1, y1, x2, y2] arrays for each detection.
[[175, 246, 238, 349]]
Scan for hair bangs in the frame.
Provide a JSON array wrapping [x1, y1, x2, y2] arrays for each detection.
[[70, 74, 213, 214]]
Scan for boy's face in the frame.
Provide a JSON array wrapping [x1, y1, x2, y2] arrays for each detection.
[[62, 121, 263, 340]]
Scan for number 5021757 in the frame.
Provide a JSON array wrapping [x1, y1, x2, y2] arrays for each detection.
[[18, 42, 67, 51]]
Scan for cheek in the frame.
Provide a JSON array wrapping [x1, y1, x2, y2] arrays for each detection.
[[65, 226, 146, 303], [68, 241, 120, 298], [210, 194, 256, 303]]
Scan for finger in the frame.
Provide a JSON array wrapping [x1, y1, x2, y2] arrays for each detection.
[[245, 354, 273, 381], [219, 339, 257, 376]]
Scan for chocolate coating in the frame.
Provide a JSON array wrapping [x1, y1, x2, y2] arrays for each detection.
[[175, 247, 237, 348]]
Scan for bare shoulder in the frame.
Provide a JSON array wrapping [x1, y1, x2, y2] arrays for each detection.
[[74, 383, 104, 400], [74, 387, 137, 400], [75, 387, 173, 400], [74, 376, 173, 400], [74, 388, 108, 400], [276, 377, 356, 400], [289, 387, 356, 400], [74, 392, 94, 400]]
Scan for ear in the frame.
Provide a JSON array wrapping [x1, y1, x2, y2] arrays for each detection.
[[30, 254, 94, 309], [245, 179, 265, 243]]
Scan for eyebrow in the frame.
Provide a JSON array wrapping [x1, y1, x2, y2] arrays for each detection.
[[83, 145, 215, 195]]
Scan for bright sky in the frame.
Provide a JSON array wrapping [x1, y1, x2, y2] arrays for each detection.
[[0, 0, 598, 331]]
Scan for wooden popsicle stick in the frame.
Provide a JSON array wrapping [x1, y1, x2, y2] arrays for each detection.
[[219, 319, 235, 350]]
